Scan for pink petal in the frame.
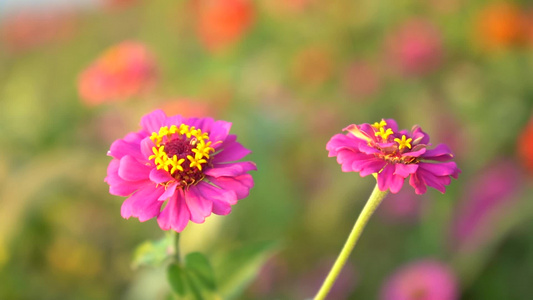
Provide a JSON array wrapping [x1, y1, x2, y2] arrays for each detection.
[[326, 133, 360, 156], [149, 168, 174, 184], [422, 144, 454, 162], [208, 174, 254, 199], [384, 118, 398, 132], [358, 143, 380, 155], [118, 155, 152, 182], [140, 109, 166, 133], [185, 116, 214, 132], [359, 159, 387, 176], [394, 164, 418, 178], [205, 161, 257, 177], [409, 173, 427, 195], [208, 120, 232, 143], [158, 181, 178, 200], [164, 115, 184, 127], [213, 141, 252, 163], [106, 159, 146, 196], [389, 173, 405, 194], [121, 183, 164, 221], [184, 186, 213, 223], [419, 162, 460, 177], [140, 137, 156, 160], [377, 164, 395, 192], [157, 190, 191, 232], [196, 181, 238, 205], [108, 138, 144, 160]]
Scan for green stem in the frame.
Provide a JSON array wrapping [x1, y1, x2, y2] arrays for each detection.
[[314, 184, 389, 300], [174, 231, 181, 263]]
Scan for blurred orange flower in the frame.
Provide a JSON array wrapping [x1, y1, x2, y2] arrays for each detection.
[[475, 2, 525, 49], [78, 41, 158, 106], [518, 117, 533, 173], [0, 10, 77, 53], [193, 0, 255, 52]]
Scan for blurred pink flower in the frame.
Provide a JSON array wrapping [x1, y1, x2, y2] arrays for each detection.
[[193, 0, 255, 52], [342, 60, 381, 99], [385, 19, 443, 76], [0, 10, 77, 53], [78, 41, 158, 106], [451, 160, 523, 250], [379, 188, 424, 223], [296, 259, 357, 300], [105, 110, 255, 232], [381, 260, 458, 300]]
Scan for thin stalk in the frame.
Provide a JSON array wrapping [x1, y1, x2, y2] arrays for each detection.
[[314, 184, 388, 300]]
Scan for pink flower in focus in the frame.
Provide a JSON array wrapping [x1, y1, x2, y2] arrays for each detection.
[[385, 19, 443, 76], [193, 0, 254, 52], [105, 110, 255, 232], [452, 160, 523, 250], [78, 41, 158, 106], [326, 119, 460, 194], [381, 260, 458, 300]]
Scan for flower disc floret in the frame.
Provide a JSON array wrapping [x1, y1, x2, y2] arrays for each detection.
[[148, 124, 214, 186], [327, 118, 460, 194]]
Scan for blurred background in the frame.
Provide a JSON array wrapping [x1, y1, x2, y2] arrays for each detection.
[[1, 0, 533, 299]]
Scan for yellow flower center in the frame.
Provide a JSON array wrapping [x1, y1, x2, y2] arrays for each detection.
[[148, 124, 215, 186]]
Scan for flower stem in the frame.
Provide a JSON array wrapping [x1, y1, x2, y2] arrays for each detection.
[[314, 184, 388, 300], [174, 231, 181, 263]]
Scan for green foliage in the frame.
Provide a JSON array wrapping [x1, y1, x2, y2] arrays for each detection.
[[132, 233, 174, 269]]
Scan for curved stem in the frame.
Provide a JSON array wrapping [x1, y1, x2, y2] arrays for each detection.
[[314, 184, 388, 300]]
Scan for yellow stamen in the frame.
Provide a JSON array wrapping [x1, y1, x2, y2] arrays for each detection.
[[394, 135, 412, 150], [375, 127, 394, 140], [372, 120, 387, 131]]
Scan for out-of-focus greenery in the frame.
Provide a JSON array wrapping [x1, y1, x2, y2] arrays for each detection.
[[1, 0, 533, 299]]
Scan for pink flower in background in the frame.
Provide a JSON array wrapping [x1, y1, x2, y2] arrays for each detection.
[[452, 160, 523, 250], [327, 119, 460, 194], [379, 188, 424, 223], [105, 110, 255, 232], [385, 19, 443, 76], [78, 41, 158, 105], [193, 0, 254, 52], [381, 260, 458, 300]]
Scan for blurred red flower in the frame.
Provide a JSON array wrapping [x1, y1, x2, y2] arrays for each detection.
[[78, 41, 158, 106], [0, 10, 77, 53], [518, 117, 533, 173], [193, 0, 254, 52]]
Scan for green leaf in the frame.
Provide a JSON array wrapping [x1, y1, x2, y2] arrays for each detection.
[[185, 252, 217, 291], [131, 233, 173, 269], [213, 241, 278, 300], [167, 263, 189, 297]]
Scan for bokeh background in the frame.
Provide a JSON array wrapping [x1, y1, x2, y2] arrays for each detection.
[[1, 0, 533, 299]]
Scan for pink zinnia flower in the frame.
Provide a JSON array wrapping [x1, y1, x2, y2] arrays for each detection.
[[105, 110, 255, 232], [326, 119, 460, 194], [78, 41, 157, 106], [380, 260, 458, 300]]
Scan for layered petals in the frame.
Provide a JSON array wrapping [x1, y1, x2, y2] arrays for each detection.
[[106, 110, 255, 232], [327, 119, 460, 194]]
